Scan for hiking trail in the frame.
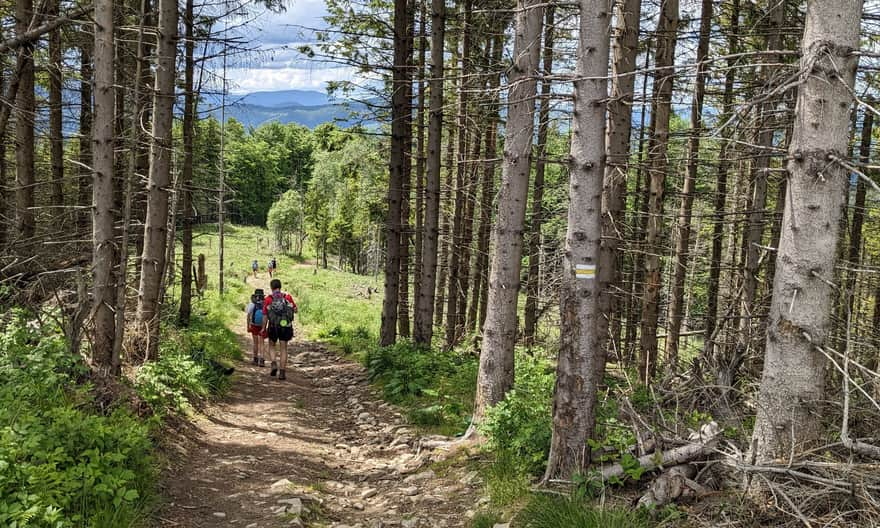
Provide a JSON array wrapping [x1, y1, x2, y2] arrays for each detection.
[[156, 276, 482, 528]]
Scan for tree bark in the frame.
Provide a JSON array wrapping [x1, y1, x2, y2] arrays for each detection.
[[15, 0, 36, 241], [412, 0, 427, 332], [92, 0, 117, 372], [735, 0, 785, 368], [751, 0, 862, 463], [523, 5, 555, 345], [435, 44, 459, 329], [78, 40, 93, 234], [380, 0, 413, 347], [598, 0, 641, 357], [48, 0, 64, 211], [703, 0, 740, 360], [445, 2, 473, 348], [412, 0, 445, 346], [136, 0, 178, 359], [473, 0, 543, 424], [841, 108, 871, 326], [638, 0, 679, 383], [664, 0, 711, 371], [398, 0, 415, 339], [543, 0, 610, 480], [178, 0, 196, 326]]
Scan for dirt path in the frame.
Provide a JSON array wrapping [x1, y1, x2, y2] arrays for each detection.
[[155, 280, 481, 527]]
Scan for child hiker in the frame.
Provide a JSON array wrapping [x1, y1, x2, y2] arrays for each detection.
[[246, 289, 266, 366]]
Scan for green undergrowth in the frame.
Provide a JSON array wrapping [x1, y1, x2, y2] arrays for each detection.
[[0, 313, 155, 527]]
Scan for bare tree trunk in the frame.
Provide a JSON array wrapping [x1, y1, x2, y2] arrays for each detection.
[[543, 0, 610, 479], [178, 0, 196, 326], [380, 0, 413, 346], [523, 5, 555, 344], [735, 0, 786, 371], [842, 108, 871, 325], [48, 0, 64, 211], [664, 0, 711, 371], [599, 0, 641, 357], [703, 0, 740, 360], [445, 3, 473, 348], [92, 0, 116, 371], [136, 0, 177, 358], [751, 0, 862, 463], [15, 0, 35, 241], [473, 0, 543, 424], [435, 53, 458, 328], [399, 0, 415, 339], [413, 0, 427, 329], [78, 41, 93, 235], [639, 0, 679, 382], [455, 125, 482, 336], [469, 118, 497, 333], [412, 0, 444, 346]]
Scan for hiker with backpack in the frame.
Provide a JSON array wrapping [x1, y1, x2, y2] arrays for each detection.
[[246, 289, 267, 366], [261, 278, 297, 380], [267, 258, 274, 278], [251, 259, 259, 278]]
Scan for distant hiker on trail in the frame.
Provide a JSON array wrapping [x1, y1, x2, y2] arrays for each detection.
[[246, 288, 267, 366], [262, 278, 297, 381], [271, 257, 277, 273], [251, 259, 259, 278], [267, 258, 275, 278]]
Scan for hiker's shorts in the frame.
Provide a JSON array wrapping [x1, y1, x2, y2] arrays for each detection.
[[268, 325, 293, 343]]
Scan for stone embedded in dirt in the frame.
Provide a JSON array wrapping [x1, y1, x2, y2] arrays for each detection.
[[492, 524, 510, 528], [212, 512, 227, 518], [246, 523, 258, 528], [277, 497, 303, 516], [399, 486, 419, 496], [401, 519, 419, 528], [269, 478, 294, 493], [361, 487, 378, 499], [403, 469, 435, 484]]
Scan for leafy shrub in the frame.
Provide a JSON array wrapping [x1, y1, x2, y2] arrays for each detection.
[[0, 317, 155, 527], [135, 314, 239, 415], [470, 511, 504, 528], [481, 355, 555, 474], [514, 494, 650, 528]]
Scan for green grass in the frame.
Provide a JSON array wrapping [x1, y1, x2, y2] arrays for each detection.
[[514, 494, 651, 528]]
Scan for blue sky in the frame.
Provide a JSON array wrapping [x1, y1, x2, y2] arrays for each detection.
[[224, 0, 356, 94]]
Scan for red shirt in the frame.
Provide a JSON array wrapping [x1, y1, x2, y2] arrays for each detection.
[[263, 291, 297, 316]]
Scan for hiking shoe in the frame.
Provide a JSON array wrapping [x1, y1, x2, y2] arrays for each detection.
[[259, 358, 265, 367], [252, 356, 258, 365], [270, 362, 278, 377], [278, 369, 286, 381]]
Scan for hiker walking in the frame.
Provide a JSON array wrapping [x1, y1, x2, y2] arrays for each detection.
[[267, 257, 274, 278], [261, 278, 297, 380], [251, 259, 259, 278], [245, 289, 267, 366]]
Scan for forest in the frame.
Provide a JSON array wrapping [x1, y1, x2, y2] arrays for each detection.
[[0, 0, 878, 525]]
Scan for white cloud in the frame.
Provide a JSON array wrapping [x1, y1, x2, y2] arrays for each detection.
[[226, 65, 356, 93]]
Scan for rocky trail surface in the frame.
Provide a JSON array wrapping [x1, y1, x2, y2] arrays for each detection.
[[155, 290, 482, 527]]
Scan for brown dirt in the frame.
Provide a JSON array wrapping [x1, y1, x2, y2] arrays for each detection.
[[154, 283, 481, 528]]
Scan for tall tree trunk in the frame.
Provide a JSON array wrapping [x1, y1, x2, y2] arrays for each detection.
[[473, 0, 543, 424], [455, 125, 482, 335], [412, 0, 444, 346], [471, 33, 503, 334], [136, 0, 178, 359], [78, 41, 93, 234], [15, 0, 35, 241], [841, 108, 871, 325], [435, 48, 459, 328], [48, 0, 64, 211], [638, 0, 679, 383], [92, 0, 116, 372], [735, 0, 785, 367], [413, 0, 427, 329], [398, 0, 415, 338], [523, 5, 555, 344], [380, 0, 413, 346], [664, 0, 711, 371], [543, 0, 611, 479], [751, 0, 862, 463], [703, 0, 740, 360], [178, 0, 196, 326], [445, 2, 473, 348], [599, 0, 641, 357]]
